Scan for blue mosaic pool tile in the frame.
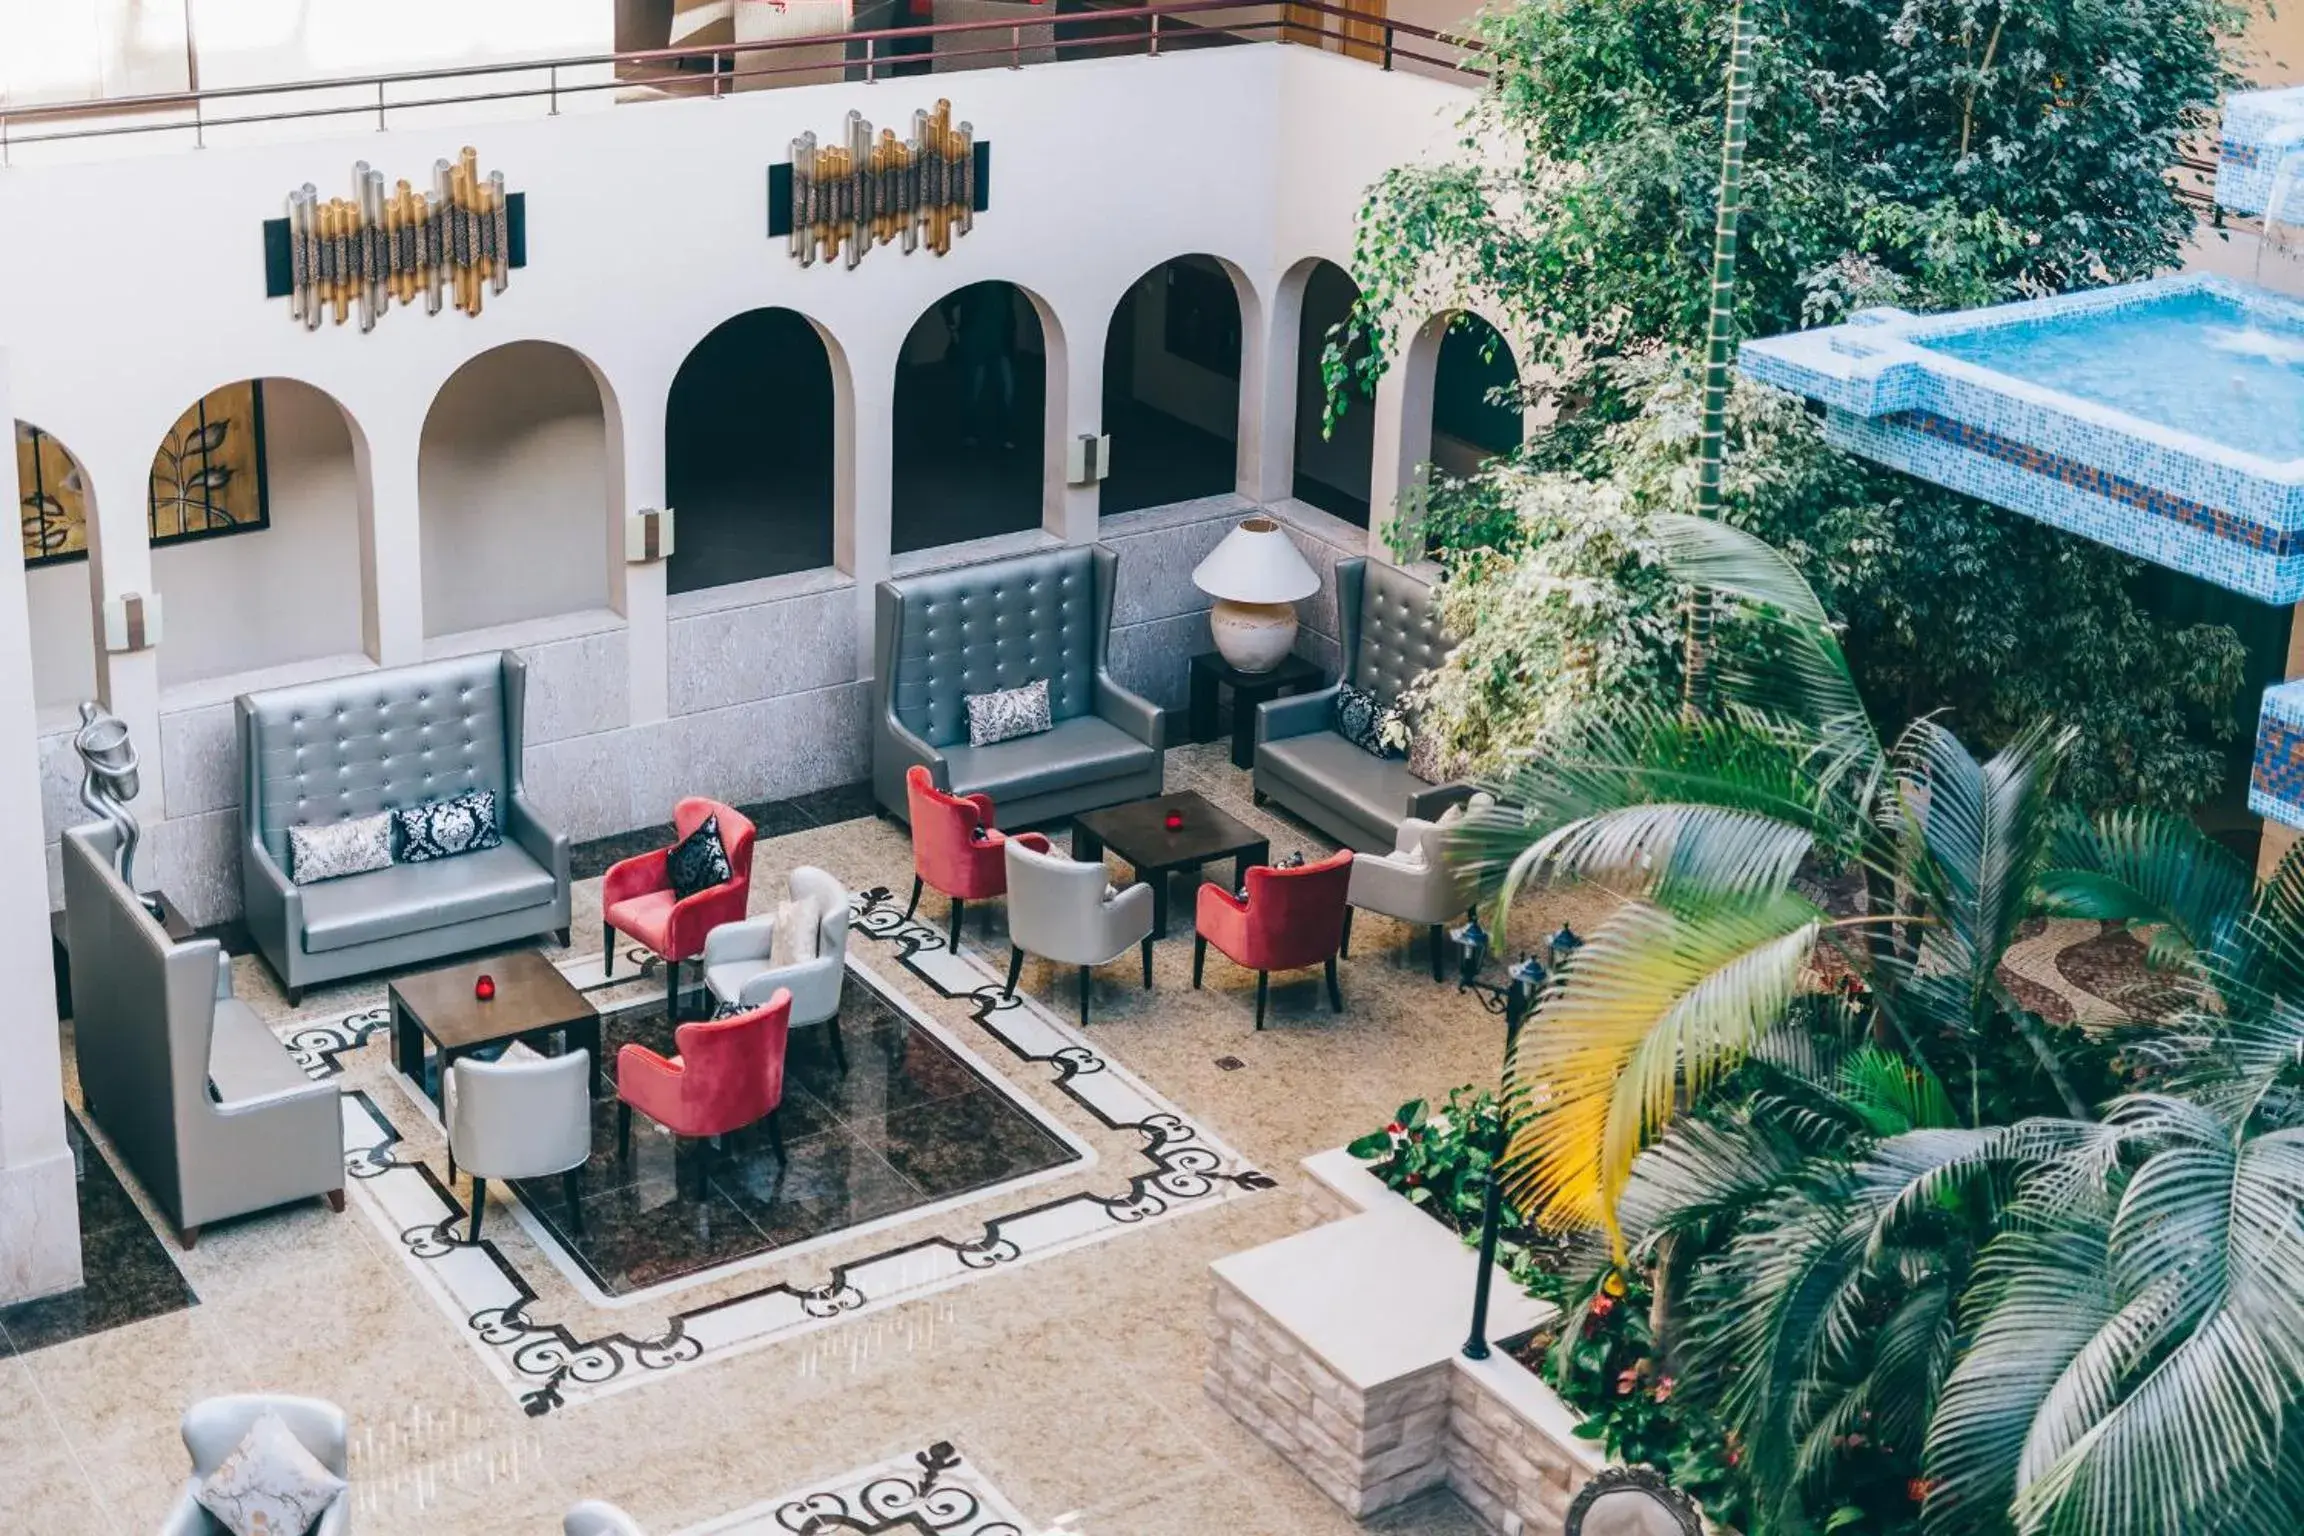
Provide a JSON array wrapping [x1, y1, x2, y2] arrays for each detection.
[[1741, 274, 2304, 603], [2217, 86, 2304, 217], [2249, 680, 2304, 830]]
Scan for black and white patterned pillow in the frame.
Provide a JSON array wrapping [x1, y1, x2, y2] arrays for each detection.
[[667, 813, 733, 901], [288, 811, 393, 885], [964, 677, 1053, 748], [1333, 682, 1406, 759], [393, 788, 502, 864]]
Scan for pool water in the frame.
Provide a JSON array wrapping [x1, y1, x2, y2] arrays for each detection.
[[1917, 289, 2304, 463]]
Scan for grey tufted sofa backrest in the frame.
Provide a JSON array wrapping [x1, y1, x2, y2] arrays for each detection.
[[239, 652, 525, 867], [886, 544, 1110, 751], [1341, 559, 1453, 703]]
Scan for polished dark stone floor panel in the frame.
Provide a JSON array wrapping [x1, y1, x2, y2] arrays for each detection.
[[0, 1114, 196, 1356], [508, 971, 1079, 1296]]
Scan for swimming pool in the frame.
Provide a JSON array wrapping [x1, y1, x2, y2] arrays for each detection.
[[1738, 274, 2304, 603]]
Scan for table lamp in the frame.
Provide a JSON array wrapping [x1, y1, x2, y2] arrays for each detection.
[[1191, 515, 1319, 672]]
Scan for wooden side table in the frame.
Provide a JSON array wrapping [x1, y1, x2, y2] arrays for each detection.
[[1188, 651, 1327, 770]]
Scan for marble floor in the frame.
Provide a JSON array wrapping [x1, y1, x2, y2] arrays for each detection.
[[11, 744, 2159, 1533]]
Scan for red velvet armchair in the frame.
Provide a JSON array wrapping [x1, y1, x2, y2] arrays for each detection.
[[1193, 850, 1355, 1029], [616, 990, 790, 1197], [603, 798, 756, 1024], [903, 765, 1049, 951]]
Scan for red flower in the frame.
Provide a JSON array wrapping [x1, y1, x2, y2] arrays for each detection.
[[1651, 1375, 1675, 1403], [1404, 1173, 1423, 1188], [1386, 1121, 1405, 1135], [1615, 1366, 1643, 1396], [1907, 1478, 1936, 1505], [1590, 1294, 1616, 1320]]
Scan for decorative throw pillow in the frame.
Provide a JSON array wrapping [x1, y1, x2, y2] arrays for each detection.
[[1407, 729, 1451, 786], [287, 811, 394, 885], [393, 788, 502, 864], [773, 896, 822, 962], [964, 677, 1053, 748], [666, 813, 732, 901], [193, 1410, 345, 1536], [1333, 683, 1406, 760]]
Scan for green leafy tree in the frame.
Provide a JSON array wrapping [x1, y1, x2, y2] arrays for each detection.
[[1336, 0, 2252, 810]]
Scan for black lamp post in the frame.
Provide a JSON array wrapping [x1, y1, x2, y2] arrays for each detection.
[[1451, 912, 1548, 1361]]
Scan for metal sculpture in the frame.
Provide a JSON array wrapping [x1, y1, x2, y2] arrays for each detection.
[[786, 101, 977, 269], [74, 701, 159, 918], [283, 147, 513, 330]]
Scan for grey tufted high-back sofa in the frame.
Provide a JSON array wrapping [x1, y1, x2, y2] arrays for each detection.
[[238, 651, 571, 1001], [1252, 558, 1468, 852], [873, 543, 1165, 825]]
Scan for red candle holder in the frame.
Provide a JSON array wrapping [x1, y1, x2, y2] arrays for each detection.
[[474, 973, 496, 1002], [1164, 810, 1185, 832]]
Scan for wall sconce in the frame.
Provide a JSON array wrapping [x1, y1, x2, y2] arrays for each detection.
[[102, 593, 163, 653], [625, 507, 675, 564], [1067, 433, 1111, 486]]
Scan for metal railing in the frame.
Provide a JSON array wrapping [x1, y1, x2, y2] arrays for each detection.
[[0, 2, 1480, 164]]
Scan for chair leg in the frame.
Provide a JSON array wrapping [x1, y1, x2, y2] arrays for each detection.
[[1005, 945, 1025, 999], [828, 1018, 849, 1072], [664, 955, 681, 1024], [617, 1100, 633, 1159], [563, 1169, 585, 1235], [179, 1225, 200, 1250], [603, 923, 615, 979], [284, 987, 302, 1008], [469, 1177, 487, 1242], [1340, 905, 1353, 959], [1430, 924, 1447, 983], [447, 1148, 457, 1184], [1193, 934, 1207, 988], [325, 1189, 345, 1214], [1078, 965, 1092, 1029], [904, 875, 923, 922], [1141, 934, 1154, 989], [556, 927, 571, 949], [766, 1108, 787, 1165], [948, 898, 964, 952], [1326, 955, 1343, 1014], [1255, 971, 1269, 1031]]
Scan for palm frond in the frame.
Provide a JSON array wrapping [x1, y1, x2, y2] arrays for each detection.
[[1500, 892, 1823, 1242], [2036, 807, 2250, 975]]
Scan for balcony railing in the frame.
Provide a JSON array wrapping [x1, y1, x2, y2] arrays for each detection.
[[0, 1, 1479, 164]]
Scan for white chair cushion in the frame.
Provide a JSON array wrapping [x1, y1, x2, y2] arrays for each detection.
[[773, 897, 822, 964], [195, 1410, 346, 1536]]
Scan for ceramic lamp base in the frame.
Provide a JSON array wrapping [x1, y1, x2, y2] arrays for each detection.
[[1209, 598, 1299, 673]]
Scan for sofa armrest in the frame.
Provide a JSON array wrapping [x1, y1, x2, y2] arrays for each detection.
[[880, 708, 946, 787], [740, 950, 841, 1015], [1093, 670, 1165, 751], [243, 837, 303, 950], [211, 1071, 338, 1119], [1256, 684, 1340, 747], [703, 915, 776, 968], [506, 790, 570, 891], [1407, 781, 1477, 822]]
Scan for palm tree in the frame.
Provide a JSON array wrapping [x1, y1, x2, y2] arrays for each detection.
[[1456, 513, 2304, 1533]]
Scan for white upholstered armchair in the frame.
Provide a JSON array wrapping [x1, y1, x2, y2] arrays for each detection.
[[1342, 793, 1493, 982], [157, 1395, 351, 1536], [702, 865, 850, 1069], [444, 1047, 593, 1242], [565, 1501, 648, 1535], [1003, 837, 1156, 1027]]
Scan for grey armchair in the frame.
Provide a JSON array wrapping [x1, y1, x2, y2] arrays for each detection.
[[238, 651, 572, 1003], [564, 1502, 648, 1535], [1254, 559, 1468, 851], [1002, 837, 1156, 1026], [1342, 793, 1494, 980], [872, 543, 1165, 825], [63, 823, 343, 1249], [445, 1046, 593, 1241], [158, 1394, 350, 1536], [702, 865, 851, 1068]]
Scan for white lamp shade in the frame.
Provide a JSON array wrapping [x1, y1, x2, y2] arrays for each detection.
[[1191, 516, 1320, 604]]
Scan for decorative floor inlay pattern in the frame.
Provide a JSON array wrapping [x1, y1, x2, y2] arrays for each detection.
[[674, 1441, 1030, 1535], [271, 890, 1271, 1413], [0, 1111, 197, 1355]]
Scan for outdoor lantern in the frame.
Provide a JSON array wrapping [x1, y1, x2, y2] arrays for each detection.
[[1547, 923, 1583, 968], [1191, 515, 1320, 672], [1452, 914, 1491, 988]]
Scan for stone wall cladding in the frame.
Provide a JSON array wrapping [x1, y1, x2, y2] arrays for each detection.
[[1446, 1360, 1587, 1535]]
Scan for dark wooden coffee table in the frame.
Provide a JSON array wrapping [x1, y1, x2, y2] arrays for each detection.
[[1072, 789, 1271, 938], [390, 950, 603, 1107]]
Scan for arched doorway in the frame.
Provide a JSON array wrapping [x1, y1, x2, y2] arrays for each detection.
[[1429, 313, 1524, 478], [892, 280, 1049, 556], [14, 420, 99, 710], [142, 379, 368, 687], [1099, 255, 1244, 515], [420, 341, 614, 637], [666, 307, 840, 593], [1291, 260, 1373, 525]]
